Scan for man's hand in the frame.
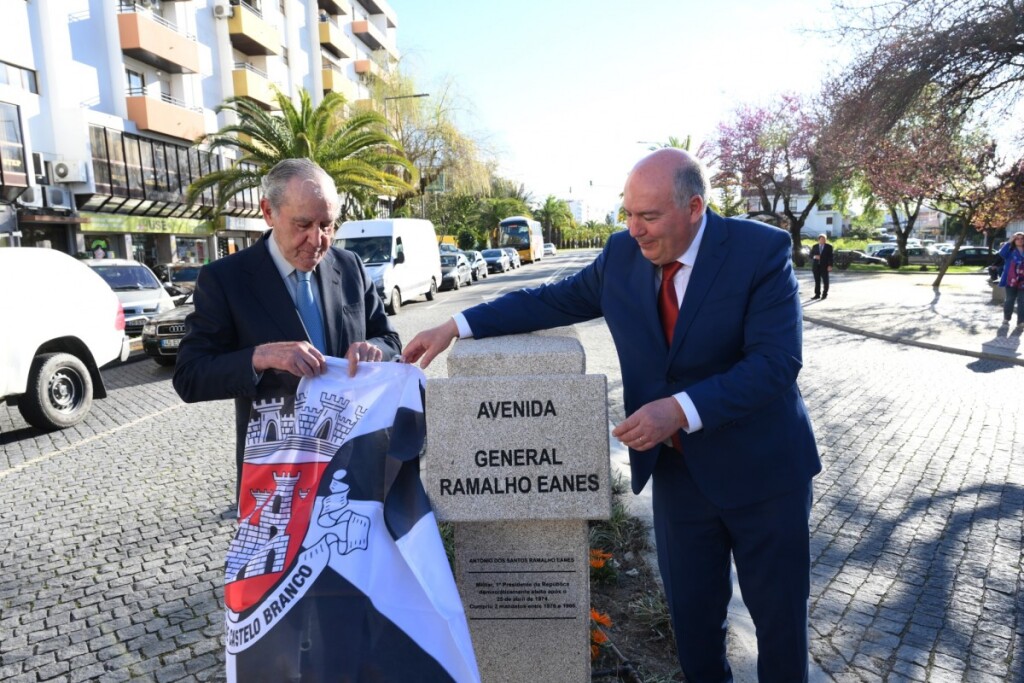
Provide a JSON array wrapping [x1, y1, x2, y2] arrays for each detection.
[[344, 341, 383, 377], [403, 319, 460, 368], [253, 341, 327, 378], [612, 396, 688, 451]]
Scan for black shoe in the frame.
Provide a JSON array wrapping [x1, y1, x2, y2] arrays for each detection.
[[811, 294, 820, 300], [821, 293, 828, 300]]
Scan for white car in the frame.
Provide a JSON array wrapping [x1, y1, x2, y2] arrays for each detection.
[[543, 243, 557, 256], [0, 248, 131, 430], [84, 258, 176, 336]]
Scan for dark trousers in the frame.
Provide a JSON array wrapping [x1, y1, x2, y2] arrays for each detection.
[[652, 449, 812, 683], [812, 264, 829, 296]]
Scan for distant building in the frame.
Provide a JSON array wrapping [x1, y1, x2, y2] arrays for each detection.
[[742, 191, 846, 237], [0, 0, 399, 264]]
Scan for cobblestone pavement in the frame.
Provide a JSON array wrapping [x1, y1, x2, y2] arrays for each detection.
[[2, 315, 1022, 681]]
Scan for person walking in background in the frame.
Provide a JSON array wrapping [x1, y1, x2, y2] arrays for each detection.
[[172, 158, 401, 501], [403, 149, 821, 683], [809, 233, 833, 300], [997, 231, 1024, 326]]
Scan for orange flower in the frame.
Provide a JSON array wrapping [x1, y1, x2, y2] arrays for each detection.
[[589, 548, 612, 568], [591, 644, 600, 660], [590, 608, 612, 627], [591, 628, 609, 645]]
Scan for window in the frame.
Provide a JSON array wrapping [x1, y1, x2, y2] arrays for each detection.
[[826, 217, 833, 226], [0, 101, 27, 184], [126, 69, 145, 96], [0, 60, 38, 94]]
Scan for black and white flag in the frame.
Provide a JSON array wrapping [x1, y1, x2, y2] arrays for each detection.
[[224, 358, 478, 682]]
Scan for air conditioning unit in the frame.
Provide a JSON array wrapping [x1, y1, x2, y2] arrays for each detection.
[[16, 186, 44, 210], [44, 186, 75, 212], [52, 160, 87, 183], [213, 0, 234, 18]]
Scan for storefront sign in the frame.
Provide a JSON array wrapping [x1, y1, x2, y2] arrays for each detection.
[[80, 212, 213, 236]]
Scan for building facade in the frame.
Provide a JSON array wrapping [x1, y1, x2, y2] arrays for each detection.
[[0, 0, 398, 267]]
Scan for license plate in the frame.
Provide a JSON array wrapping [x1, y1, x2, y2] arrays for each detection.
[[161, 338, 181, 348]]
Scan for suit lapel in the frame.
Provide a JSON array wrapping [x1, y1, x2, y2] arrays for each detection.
[[242, 234, 308, 343], [317, 250, 345, 356], [670, 212, 728, 356]]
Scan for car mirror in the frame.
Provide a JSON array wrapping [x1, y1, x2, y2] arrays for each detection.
[[394, 251, 405, 264]]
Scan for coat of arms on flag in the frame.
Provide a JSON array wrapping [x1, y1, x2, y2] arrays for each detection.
[[223, 359, 479, 683]]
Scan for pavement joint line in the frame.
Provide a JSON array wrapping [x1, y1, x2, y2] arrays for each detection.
[[802, 314, 1024, 367], [0, 402, 187, 481]]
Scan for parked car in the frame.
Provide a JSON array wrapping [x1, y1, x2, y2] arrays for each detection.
[[440, 252, 472, 290], [543, 243, 557, 257], [874, 246, 938, 266], [0, 248, 131, 430], [941, 246, 996, 267], [84, 259, 176, 336], [141, 293, 194, 366], [482, 248, 511, 273], [834, 249, 887, 268], [502, 247, 522, 269], [154, 262, 202, 293], [462, 250, 488, 281]]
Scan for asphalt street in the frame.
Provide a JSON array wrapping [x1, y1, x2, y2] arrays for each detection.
[[1, 259, 1021, 682]]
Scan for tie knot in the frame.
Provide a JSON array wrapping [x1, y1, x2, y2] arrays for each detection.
[[296, 270, 312, 283], [662, 261, 682, 282]]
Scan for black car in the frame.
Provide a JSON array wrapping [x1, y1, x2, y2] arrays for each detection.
[[481, 248, 511, 273], [835, 249, 887, 268], [440, 253, 472, 290], [141, 293, 193, 366], [942, 246, 996, 267]]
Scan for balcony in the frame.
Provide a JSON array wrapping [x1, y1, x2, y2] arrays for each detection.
[[117, 6, 200, 74], [354, 0, 397, 28], [125, 90, 205, 142], [351, 19, 397, 57], [228, 1, 282, 56], [319, 19, 355, 58], [322, 65, 358, 102], [232, 63, 275, 109], [318, 0, 348, 16], [353, 59, 382, 79]]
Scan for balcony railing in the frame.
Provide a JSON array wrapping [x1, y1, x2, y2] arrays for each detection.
[[126, 87, 202, 113], [233, 62, 268, 80], [116, 1, 195, 40]]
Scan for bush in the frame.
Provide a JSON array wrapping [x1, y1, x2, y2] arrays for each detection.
[[886, 255, 903, 269], [834, 252, 853, 270]]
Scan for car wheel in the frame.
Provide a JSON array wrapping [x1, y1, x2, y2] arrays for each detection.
[[452, 276, 460, 290], [426, 278, 437, 301], [953, 258, 964, 266], [386, 287, 401, 315], [154, 356, 177, 367], [18, 352, 94, 431]]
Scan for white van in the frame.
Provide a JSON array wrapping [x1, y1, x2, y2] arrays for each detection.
[[335, 218, 442, 315], [0, 248, 131, 430]]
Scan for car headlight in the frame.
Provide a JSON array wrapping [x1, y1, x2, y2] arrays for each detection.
[[143, 322, 157, 336], [372, 273, 384, 288]]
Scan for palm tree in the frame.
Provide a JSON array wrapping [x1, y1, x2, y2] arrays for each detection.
[[534, 195, 573, 246], [646, 135, 692, 151], [186, 88, 415, 218]]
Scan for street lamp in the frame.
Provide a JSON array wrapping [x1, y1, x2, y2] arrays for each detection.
[[382, 92, 429, 118]]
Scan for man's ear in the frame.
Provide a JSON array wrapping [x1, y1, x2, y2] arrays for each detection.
[[259, 197, 273, 225], [689, 195, 705, 221]]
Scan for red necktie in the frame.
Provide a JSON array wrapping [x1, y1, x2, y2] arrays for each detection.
[[658, 261, 683, 343], [659, 261, 684, 451]]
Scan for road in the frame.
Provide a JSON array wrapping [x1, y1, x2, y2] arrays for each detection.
[[1, 251, 1021, 682]]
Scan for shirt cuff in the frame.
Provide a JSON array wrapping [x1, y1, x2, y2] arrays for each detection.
[[453, 313, 474, 339], [674, 392, 703, 433]]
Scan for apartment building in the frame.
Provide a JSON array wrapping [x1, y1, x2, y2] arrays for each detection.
[[0, 0, 398, 266]]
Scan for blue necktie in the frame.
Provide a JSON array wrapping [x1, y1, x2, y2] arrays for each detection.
[[295, 270, 326, 353]]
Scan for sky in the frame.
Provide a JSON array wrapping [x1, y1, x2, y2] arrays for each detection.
[[387, 0, 847, 218]]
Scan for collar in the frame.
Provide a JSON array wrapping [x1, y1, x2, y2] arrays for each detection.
[[677, 212, 707, 268], [266, 230, 302, 279]]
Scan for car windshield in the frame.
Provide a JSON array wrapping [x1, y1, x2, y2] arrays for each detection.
[[336, 236, 391, 264], [91, 264, 161, 291], [169, 266, 201, 283], [482, 250, 502, 257], [440, 255, 458, 267]]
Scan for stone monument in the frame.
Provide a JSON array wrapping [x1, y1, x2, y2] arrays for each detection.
[[425, 331, 612, 683]]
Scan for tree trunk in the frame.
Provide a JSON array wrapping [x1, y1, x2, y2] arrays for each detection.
[[932, 226, 971, 288]]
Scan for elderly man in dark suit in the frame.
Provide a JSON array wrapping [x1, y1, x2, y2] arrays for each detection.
[[404, 149, 820, 682], [810, 233, 834, 299], [173, 158, 401, 500]]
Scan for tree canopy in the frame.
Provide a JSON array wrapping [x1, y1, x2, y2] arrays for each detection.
[[186, 89, 414, 218]]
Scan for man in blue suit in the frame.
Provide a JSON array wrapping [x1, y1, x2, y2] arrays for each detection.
[[405, 149, 820, 682], [173, 159, 401, 501]]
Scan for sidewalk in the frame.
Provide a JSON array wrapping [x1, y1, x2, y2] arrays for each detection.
[[606, 268, 1017, 681]]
